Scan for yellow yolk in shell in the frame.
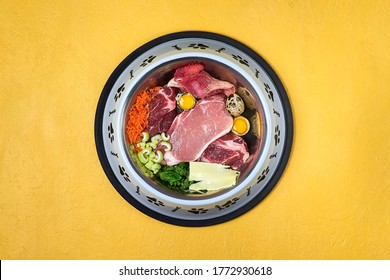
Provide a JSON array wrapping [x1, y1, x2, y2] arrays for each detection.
[[232, 116, 250, 136], [178, 93, 196, 111]]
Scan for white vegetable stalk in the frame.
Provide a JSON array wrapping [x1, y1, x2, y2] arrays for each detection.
[[189, 162, 240, 192]]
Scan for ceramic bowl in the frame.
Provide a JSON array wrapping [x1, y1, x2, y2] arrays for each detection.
[[95, 31, 293, 226]]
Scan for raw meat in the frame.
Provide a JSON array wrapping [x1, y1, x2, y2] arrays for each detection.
[[199, 132, 250, 170], [146, 86, 177, 136], [164, 94, 233, 165], [167, 62, 235, 98]]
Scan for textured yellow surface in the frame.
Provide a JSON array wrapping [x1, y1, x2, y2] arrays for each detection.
[[1, 0, 389, 260]]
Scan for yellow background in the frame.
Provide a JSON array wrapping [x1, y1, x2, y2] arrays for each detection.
[[1, 0, 389, 259]]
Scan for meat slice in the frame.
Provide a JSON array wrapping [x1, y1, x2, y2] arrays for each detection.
[[198, 132, 250, 170], [146, 86, 177, 136], [167, 62, 235, 99], [164, 94, 233, 165]]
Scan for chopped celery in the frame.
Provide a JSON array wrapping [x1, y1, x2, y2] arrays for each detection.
[[129, 131, 172, 178], [153, 150, 163, 163], [137, 147, 152, 164], [145, 160, 154, 170], [146, 141, 157, 149], [137, 142, 146, 149], [149, 151, 156, 160], [140, 131, 150, 142], [151, 134, 162, 143], [161, 132, 170, 141], [144, 161, 161, 173], [160, 141, 172, 152], [150, 163, 161, 174], [141, 166, 153, 177], [129, 147, 153, 177]]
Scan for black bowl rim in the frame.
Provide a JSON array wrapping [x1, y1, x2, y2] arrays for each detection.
[[94, 31, 293, 227]]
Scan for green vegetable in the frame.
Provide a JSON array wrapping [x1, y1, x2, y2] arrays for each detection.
[[130, 131, 174, 176], [188, 162, 240, 192], [140, 131, 150, 142], [140, 159, 161, 174], [151, 134, 162, 143], [128, 145, 153, 177], [159, 171, 182, 184], [128, 131, 176, 177], [146, 141, 157, 149], [145, 160, 154, 170], [154, 162, 196, 194], [137, 148, 151, 164], [148, 151, 156, 160], [161, 132, 170, 141], [136, 141, 146, 149], [150, 163, 161, 174], [160, 141, 172, 152], [153, 150, 163, 163]]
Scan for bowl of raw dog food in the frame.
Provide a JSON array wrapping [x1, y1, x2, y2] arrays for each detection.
[[95, 31, 293, 226]]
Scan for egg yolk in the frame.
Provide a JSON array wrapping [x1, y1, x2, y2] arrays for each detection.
[[232, 117, 249, 135], [178, 93, 196, 110]]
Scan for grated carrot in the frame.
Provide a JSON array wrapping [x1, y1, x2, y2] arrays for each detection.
[[126, 87, 161, 147]]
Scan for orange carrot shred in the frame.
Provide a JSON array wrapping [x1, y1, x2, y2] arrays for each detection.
[[126, 87, 161, 147]]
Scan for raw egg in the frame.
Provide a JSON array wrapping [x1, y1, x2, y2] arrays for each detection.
[[232, 116, 250, 136], [226, 93, 245, 117], [177, 92, 196, 111]]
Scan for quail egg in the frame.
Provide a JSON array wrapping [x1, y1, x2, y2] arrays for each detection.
[[232, 116, 250, 136], [226, 93, 245, 117]]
